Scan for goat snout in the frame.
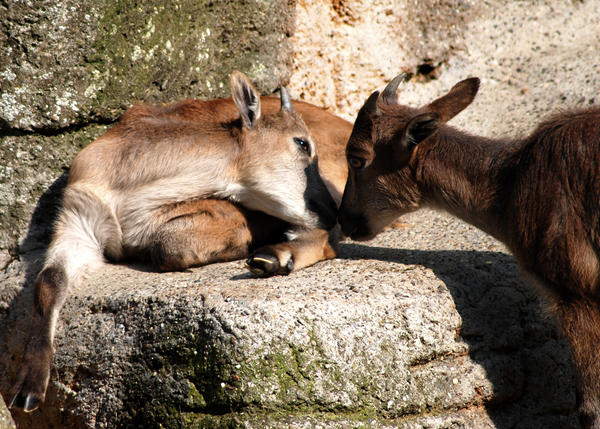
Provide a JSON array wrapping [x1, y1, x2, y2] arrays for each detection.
[[338, 210, 366, 239]]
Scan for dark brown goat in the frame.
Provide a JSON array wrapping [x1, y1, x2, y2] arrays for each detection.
[[338, 75, 600, 428]]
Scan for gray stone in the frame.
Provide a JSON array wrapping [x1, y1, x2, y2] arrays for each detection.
[[0, 209, 580, 428], [0, 395, 15, 429], [0, 0, 294, 131]]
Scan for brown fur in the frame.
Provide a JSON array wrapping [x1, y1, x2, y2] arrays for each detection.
[[339, 76, 600, 428]]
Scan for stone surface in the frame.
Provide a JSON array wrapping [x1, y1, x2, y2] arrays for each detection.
[[0, 0, 294, 131], [0, 396, 15, 429], [1, 0, 600, 428], [290, 0, 600, 125], [0, 210, 579, 428]]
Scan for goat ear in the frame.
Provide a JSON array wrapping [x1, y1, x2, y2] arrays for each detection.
[[231, 71, 261, 128], [402, 112, 441, 149], [363, 90, 380, 115], [426, 77, 480, 123]]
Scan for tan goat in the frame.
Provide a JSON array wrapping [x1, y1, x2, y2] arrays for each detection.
[[11, 71, 351, 412], [338, 75, 600, 428]]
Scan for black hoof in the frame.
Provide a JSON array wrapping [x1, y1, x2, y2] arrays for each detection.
[[10, 391, 41, 413], [245, 252, 295, 276], [245, 253, 280, 276]]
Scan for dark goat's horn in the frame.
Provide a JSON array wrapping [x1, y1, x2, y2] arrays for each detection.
[[381, 73, 407, 105]]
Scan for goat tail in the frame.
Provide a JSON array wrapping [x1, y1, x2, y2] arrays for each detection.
[[11, 184, 121, 412]]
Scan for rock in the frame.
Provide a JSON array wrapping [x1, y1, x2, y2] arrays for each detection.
[[1, 0, 600, 427], [0, 209, 580, 428], [290, 0, 600, 127], [0, 0, 294, 131], [0, 395, 15, 429], [290, 0, 472, 117]]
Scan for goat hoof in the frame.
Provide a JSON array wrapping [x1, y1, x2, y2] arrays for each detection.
[[245, 254, 280, 276], [10, 391, 41, 413]]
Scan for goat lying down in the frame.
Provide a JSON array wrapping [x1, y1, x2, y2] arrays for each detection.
[[11, 71, 351, 412], [338, 75, 600, 428]]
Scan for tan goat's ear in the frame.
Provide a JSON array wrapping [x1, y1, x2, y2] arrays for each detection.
[[231, 71, 261, 128], [427, 77, 480, 123], [401, 112, 441, 149]]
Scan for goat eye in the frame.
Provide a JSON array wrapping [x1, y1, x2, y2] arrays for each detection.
[[294, 137, 310, 154], [348, 156, 365, 169]]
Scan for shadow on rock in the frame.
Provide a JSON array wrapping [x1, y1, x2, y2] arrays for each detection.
[[339, 242, 580, 429]]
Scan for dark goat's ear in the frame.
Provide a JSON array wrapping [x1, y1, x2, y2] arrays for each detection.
[[402, 113, 440, 149], [231, 70, 261, 128], [363, 90, 380, 116], [427, 77, 480, 123]]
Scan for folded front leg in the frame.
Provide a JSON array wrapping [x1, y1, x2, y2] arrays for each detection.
[[246, 226, 340, 276]]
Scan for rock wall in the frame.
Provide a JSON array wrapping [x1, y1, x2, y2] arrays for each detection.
[[290, 0, 600, 126], [289, 0, 472, 119], [1, 0, 600, 428], [0, 0, 294, 131]]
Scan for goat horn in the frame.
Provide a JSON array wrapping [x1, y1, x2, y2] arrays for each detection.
[[280, 86, 293, 112], [381, 73, 407, 105]]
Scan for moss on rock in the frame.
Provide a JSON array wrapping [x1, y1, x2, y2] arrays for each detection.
[[0, 0, 294, 131], [106, 297, 403, 428]]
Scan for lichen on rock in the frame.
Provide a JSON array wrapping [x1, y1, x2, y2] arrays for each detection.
[[0, 0, 294, 131]]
